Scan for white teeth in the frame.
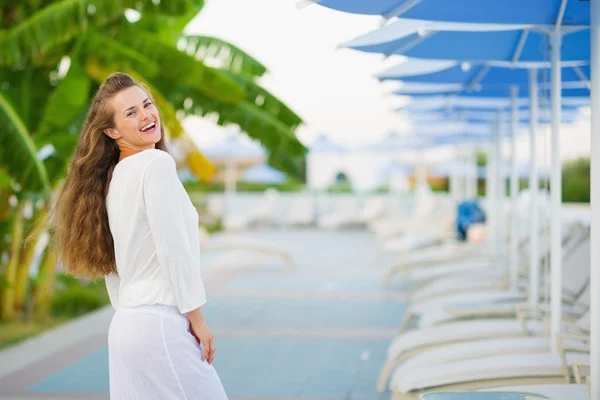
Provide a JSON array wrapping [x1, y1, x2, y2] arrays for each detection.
[[141, 122, 155, 131]]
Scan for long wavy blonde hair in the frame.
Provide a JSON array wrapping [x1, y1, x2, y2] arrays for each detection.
[[51, 72, 169, 279]]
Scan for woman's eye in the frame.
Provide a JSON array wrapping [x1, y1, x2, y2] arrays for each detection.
[[144, 102, 153, 108], [127, 111, 135, 116]]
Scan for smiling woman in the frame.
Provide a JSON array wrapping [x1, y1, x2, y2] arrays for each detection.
[[103, 84, 163, 159], [50, 72, 227, 399]]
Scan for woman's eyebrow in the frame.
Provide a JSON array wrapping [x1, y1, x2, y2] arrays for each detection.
[[123, 98, 150, 114]]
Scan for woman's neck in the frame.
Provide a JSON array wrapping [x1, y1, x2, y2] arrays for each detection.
[[118, 146, 154, 162]]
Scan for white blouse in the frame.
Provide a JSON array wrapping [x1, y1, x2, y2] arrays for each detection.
[[104, 148, 206, 314]]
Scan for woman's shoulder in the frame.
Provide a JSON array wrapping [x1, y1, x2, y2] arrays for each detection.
[[143, 149, 175, 169], [141, 149, 178, 184]]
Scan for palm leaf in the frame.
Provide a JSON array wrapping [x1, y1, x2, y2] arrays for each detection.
[[80, 30, 160, 79], [223, 70, 302, 130], [135, 1, 205, 44], [163, 85, 306, 177], [0, 67, 55, 132], [179, 35, 267, 78], [0, 0, 198, 66], [37, 57, 91, 140], [115, 27, 245, 104], [0, 168, 12, 190], [0, 90, 50, 194]]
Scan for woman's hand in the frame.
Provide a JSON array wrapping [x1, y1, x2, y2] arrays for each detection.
[[187, 308, 215, 364]]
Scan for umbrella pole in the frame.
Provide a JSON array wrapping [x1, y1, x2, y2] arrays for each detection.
[[510, 85, 520, 291], [486, 132, 496, 254], [528, 68, 540, 307], [469, 145, 478, 200], [590, 1, 599, 397], [490, 119, 500, 256], [496, 111, 505, 256], [549, 30, 563, 352]]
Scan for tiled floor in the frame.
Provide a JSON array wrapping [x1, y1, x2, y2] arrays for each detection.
[[0, 229, 406, 400]]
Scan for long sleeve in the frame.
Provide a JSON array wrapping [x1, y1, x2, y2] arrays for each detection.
[[142, 153, 206, 314]]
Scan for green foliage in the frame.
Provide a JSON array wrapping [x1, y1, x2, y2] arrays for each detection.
[[0, 0, 198, 66], [0, 168, 12, 189], [50, 273, 109, 317], [223, 70, 302, 130], [114, 26, 245, 103], [0, 89, 51, 194], [562, 157, 590, 203], [184, 180, 304, 193], [326, 181, 353, 193], [476, 149, 487, 167], [179, 35, 267, 78], [429, 178, 449, 193]]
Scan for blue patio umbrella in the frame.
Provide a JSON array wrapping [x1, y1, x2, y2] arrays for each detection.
[[398, 95, 589, 111], [345, 26, 590, 63], [382, 63, 590, 92], [241, 163, 287, 185], [403, 107, 583, 124], [313, 0, 589, 26]]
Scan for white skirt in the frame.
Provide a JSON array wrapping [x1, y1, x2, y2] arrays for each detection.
[[108, 304, 227, 400]]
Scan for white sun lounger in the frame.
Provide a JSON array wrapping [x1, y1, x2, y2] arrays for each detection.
[[390, 351, 590, 399], [283, 195, 315, 227], [409, 228, 589, 303], [409, 235, 590, 329], [200, 231, 294, 270], [318, 197, 361, 229], [378, 307, 590, 393], [380, 232, 452, 254], [386, 318, 544, 366], [378, 310, 590, 392], [419, 384, 589, 400], [419, 283, 589, 328], [222, 189, 280, 230], [357, 196, 387, 226]]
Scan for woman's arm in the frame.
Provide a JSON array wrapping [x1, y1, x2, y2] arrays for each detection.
[[143, 153, 207, 314], [144, 153, 215, 362], [187, 307, 215, 364]]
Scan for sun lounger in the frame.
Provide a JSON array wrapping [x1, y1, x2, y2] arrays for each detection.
[[385, 309, 590, 398], [390, 351, 589, 399], [200, 230, 294, 270], [406, 235, 590, 330], [283, 195, 315, 227], [379, 310, 590, 392]]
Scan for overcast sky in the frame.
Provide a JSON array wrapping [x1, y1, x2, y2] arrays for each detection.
[[183, 0, 591, 166]]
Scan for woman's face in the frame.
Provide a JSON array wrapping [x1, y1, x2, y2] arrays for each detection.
[[106, 86, 161, 150]]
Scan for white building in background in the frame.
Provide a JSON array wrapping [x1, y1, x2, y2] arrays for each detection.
[[307, 134, 416, 192]]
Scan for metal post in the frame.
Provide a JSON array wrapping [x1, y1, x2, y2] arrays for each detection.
[[510, 86, 520, 291], [549, 30, 562, 352], [496, 112, 505, 255], [528, 68, 540, 307], [486, 142, 497, 255], [590, 1, 600, 397]]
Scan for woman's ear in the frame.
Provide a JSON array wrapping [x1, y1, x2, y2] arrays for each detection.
[[104, 128, 120, 139]]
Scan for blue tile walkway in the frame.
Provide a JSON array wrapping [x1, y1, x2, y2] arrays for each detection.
[[11, 229, 406, 400]]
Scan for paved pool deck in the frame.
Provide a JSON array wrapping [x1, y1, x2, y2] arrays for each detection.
[[0, 229, 406, 400]]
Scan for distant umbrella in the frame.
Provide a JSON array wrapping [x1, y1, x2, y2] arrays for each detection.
[[241, 163, 287, 184]]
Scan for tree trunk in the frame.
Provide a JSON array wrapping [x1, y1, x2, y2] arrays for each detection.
[[0, 201, 25, 320], [32, 246, 56, 319], [14, 206, 48, 310]]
